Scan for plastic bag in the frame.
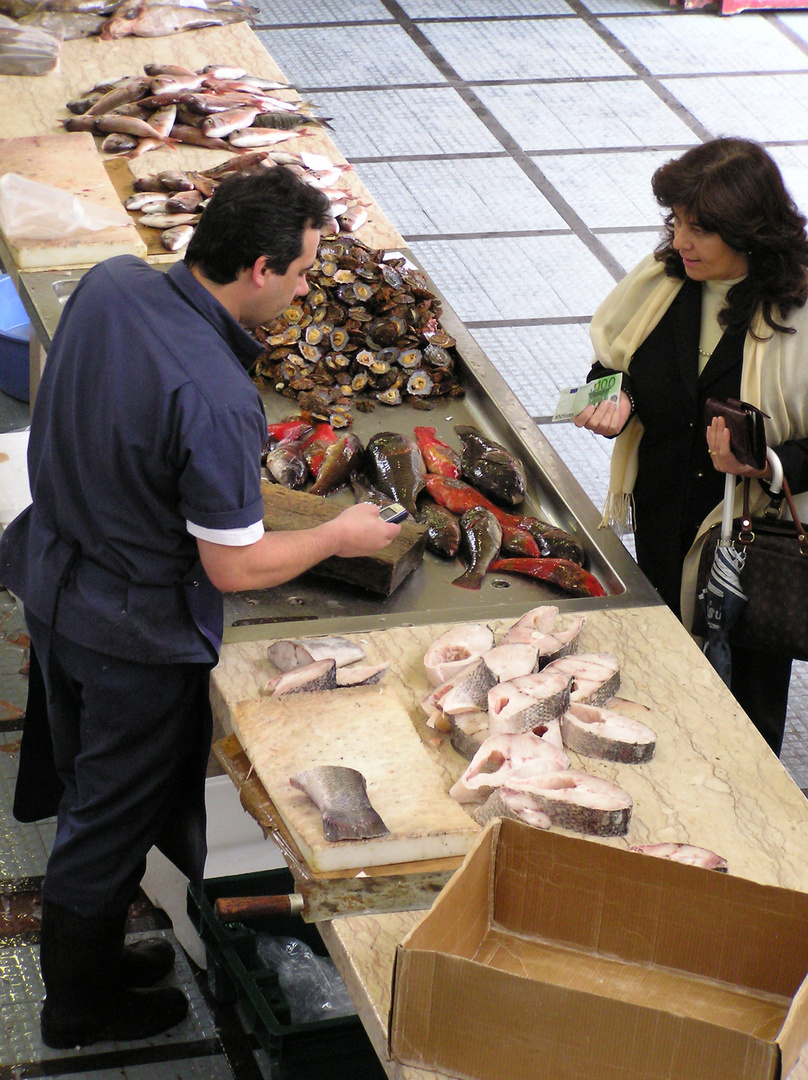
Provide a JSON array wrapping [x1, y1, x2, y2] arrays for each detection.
[[0, 173, 130, 242], [255, 934, 356, 1025], [0, 13, 60, 76]]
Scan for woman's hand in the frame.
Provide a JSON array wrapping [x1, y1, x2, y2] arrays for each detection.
[[706, 417, 772, 480], [573, 390, 633, 437]]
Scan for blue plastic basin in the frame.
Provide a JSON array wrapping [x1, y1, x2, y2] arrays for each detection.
[[0, 273, 31, 403]]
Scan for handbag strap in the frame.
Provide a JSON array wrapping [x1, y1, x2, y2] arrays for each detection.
[[738, 476, 808, 555]]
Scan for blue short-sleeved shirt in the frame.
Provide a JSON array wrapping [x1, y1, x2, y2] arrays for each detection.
[[0, 256, 267, 663]]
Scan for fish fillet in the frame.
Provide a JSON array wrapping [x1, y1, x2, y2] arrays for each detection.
[[487, 670, 572, 736], [471, 788, 552, 830], [505, 770, 633, 836], [542, 652, 620, 706], [266, 658, 337, 696], [440, 657, 498, 716], [290, 765, 389, 842], [481, 642, 540, 681], [449, 732, 569, 804], [629, 843, 728, 871], [423, 622, 494, 687], [267, 635, 366, 671], [561, 702, 657, 764]]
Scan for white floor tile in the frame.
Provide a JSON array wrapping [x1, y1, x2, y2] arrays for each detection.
[[660, 73, 808, 143]]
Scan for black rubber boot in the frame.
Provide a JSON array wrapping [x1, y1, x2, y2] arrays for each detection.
[[39, 899, 188, 1048], [120, 936, 177, 989]]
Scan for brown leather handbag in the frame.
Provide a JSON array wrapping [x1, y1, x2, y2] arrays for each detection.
[[695, 476, 808, 660], [704, 397, 769, 470]]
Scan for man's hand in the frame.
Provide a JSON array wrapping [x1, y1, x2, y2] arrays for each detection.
[[573, 390, 633, 437], [197, 502, 401, 593], [324, 502, 403, 558]]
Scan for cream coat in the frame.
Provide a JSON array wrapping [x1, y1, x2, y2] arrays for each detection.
[[590, 253, 808, 631]]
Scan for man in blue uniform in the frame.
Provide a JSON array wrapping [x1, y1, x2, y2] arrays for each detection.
[[0, 167, 400, 1048]]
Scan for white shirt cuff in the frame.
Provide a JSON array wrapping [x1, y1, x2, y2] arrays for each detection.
[[186, 519, 265, 546]]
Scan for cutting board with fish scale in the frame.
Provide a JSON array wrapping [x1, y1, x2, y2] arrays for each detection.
[[229, 684, 479, 873]]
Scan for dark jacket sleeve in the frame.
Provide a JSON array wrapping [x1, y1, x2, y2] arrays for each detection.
[[585, 362, 636, 437]]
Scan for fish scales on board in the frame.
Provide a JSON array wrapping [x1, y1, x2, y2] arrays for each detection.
[[290, 766, 389, 842]]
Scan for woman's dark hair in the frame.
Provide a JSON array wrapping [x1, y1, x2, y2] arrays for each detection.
[[184, 165, 332, 284], [652, 137, 808, 336]]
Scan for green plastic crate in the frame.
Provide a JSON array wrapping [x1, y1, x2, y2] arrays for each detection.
[[188, 867, 387, 1078]]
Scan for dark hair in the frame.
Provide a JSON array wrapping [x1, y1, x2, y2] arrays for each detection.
[[652, 138, 808, 336], [184, 166, 332, 284]]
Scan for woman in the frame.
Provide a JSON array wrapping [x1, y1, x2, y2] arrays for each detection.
[[574, 137, 808, 754]]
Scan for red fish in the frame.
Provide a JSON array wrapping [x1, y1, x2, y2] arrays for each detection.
[[499, 523, 542, 559], [267, 419, 312, 448], [413, 426, 461, 478], [301, 423, 338, 478], [488, 558, 606, 598], [424, 475, 506, 519]]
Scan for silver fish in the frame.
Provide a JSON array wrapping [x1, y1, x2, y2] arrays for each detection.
[[267, 636, 366, 672], [101, 131, 138, 153], [124, 191, 169, 210], [138, 212, 200, 229], [164, 188, 204, 213], [227, 127, 298, 148], [290, 766, 389, 842]]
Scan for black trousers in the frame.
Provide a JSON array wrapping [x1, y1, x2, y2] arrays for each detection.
[[25, 611, 212, 919]]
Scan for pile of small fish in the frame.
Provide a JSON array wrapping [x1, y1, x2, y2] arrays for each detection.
[[62, 63, 330, 160], [254, 234, 462, 414], [124, 152, 361, 253], [422, 607, 659, 838], [1, 0, 256, 42]]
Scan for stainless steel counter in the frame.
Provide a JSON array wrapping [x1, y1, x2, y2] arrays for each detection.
[[17, 258, 660, 645]]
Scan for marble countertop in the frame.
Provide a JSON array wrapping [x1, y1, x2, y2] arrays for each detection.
[[212, 602, 808, 1079]]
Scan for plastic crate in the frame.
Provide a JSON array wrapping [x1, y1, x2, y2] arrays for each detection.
[[188, 867, 387, 1079]]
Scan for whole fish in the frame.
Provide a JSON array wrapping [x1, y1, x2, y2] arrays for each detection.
[[156, 169, 195, 191], [143, 62, 198, 77], [124, 191, 169, 211], [628, 843, 728, 871], [202, 106, 260, 139], [84, 74, 151, 115], [499, 523, 541, 559], [301, 422, 338, 478], [93, 113, 175, 144], [290, 765, 389, 843], [488, 558, 605, 599], [164, 188, 204, 213], [138, 212, 200, 229], [413, 426, 461, 478], [101, 131, 138, 153], [168, 123, 239, 152], [20, 9, 106, 37], [160, 224, 194, 252], [350, 476, 393, 509], [309, 432, 363, 496], [424, 477, 584, 565], [147, 103, 178, 139], [452, 507, 502, 590], [265, 419, 312, 449], [338, 205, 368, 234], [228, 127, 300, 148], [264, 439, 308, 489], [455, 425, 526, 507], [417, 501, 460, 558], [364, 432, 426, 518], [101, 3, 245, 38]]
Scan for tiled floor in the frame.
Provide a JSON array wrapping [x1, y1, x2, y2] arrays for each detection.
[[1, 0, 808, 1075]]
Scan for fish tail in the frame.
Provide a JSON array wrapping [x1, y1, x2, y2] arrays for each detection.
[[451, 569, 484, 590]]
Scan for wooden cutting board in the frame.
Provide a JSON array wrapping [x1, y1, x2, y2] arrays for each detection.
[[230, 684, 480, 873], [0, 132, 146, 276]]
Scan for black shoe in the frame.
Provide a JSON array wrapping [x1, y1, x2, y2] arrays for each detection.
[[120, 936, 176, 988], [39, 899, 188, 1048], [41, 984, 189, 1049]]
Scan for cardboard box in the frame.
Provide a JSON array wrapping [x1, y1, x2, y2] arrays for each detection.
[[389, 819, 808, 1080]]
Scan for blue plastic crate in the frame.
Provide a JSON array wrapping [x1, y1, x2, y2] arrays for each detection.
[[0, 274, 31, 403]]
